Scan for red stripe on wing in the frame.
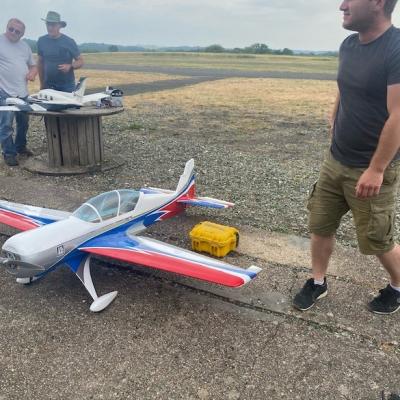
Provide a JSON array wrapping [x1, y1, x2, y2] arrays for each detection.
[[82, 247, 245, 287], [0, 210, 40, 231]]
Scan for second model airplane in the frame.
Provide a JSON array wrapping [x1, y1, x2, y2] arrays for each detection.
[[0, 77, 122, 112]]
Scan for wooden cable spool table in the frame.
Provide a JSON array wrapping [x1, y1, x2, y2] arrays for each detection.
[[25, 107, 124, 175]]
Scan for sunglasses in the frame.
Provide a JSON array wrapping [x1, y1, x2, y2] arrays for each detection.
[[8, 27, 23, 35]]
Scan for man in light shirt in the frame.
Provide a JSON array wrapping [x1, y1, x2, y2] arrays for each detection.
[[0, 18, 37, 167]]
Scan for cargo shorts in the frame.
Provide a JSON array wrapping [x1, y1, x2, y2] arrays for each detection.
[[307, 151, 400, 255]]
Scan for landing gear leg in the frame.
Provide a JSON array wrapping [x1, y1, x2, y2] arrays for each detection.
[[76, 255, 118, 312]]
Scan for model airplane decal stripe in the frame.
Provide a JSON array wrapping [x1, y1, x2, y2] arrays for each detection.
[[152, 177, 195, 221], [177, 199, 227, 209], [143, 211, 168, 226], [81, 247, 247, 287], [79, 232, 257, 279], [133, 237, 257, 278], [0, 204, 57, 225], [0, 209, 42, 231]]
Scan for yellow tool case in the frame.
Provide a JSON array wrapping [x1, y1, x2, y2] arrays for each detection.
[[189, 221, 239, 258]]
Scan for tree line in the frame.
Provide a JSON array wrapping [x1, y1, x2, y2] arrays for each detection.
[[204, 43, 294, 55], [23, 39, 336, 56]]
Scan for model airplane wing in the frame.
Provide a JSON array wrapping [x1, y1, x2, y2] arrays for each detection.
[[0, 200, 71, 231], [81, 93, 109, 104], [0, 103, 48, 112], [79, 231, 261, 287]]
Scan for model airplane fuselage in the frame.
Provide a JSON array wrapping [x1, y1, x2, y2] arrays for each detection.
[[0, 77, 122, 112], [0, 160, 260, 312]]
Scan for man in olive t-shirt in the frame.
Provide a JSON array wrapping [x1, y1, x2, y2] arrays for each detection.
[[293, 0, 400, 315]]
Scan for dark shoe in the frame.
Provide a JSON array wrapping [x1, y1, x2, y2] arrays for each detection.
[[4, 155, 18, 166], [368, 285, 400, 314], [293, 278, 328, 311], [17, 147, 33, 157]]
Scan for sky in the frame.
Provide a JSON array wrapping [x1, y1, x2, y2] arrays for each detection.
[[3, 0, 400, 51]]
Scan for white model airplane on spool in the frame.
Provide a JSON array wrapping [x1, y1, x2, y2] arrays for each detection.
[[0, 160, 261, 312], [0, 77, 123, 112]]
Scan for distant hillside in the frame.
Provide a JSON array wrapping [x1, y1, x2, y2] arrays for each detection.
[[23, 39, 336, 56], [78, 43, 205, 53], [293, 49, 338, 56], [79, 42, 147, 53], [23, 39, 203, 54]]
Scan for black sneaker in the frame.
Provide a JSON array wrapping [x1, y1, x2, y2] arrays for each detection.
[[368, 285, 400, 315], [293, 278, 328, 311], [4, 155, 18, 166], [17, 147, 33, 157]]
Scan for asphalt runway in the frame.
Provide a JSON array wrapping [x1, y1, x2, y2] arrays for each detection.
[[85, 63, 336, 96]]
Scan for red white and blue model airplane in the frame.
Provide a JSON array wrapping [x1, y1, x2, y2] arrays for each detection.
[[0, 160, 261, 312]]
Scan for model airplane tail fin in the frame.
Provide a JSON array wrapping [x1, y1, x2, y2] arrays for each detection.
[[174, 159, 234, 209], [176, 159, 195, 194], [146, 160, 233, 209], [73, 77, 87, 99]]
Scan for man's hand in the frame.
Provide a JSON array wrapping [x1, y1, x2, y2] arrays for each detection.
[[355, 167, 384, 198], [26, 70, 36, 81], [58, 64, 72, 73]]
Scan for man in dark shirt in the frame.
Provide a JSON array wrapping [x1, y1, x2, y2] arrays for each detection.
[[293, 0, 400, 314], [37, 11, 84, 92]]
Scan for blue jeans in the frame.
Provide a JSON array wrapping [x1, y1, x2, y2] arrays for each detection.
[[0, 89, 29, 157]]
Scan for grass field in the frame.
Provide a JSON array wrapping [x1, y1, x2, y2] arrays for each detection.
[[83, 51, 338, 74], [127, 77, 337, 119]]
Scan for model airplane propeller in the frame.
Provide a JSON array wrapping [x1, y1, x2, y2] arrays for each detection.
[[0, 160, 261, 312], [0, 77, 122, 112]]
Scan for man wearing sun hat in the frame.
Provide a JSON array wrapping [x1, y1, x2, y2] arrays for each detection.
[[37, 11, 84, 92]]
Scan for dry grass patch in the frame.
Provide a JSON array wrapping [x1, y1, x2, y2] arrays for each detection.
[[27, 69, 186, 93], [126, 78, 337, 120]]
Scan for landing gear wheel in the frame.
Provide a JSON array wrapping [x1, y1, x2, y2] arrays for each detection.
[[16, 276, 39, 284]]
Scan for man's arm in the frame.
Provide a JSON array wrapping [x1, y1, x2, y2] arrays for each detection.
[[329, 91, 340, 137], [37, 55, 45, 89], [58, 55, 84, 73], [26, 65, 37, 82], [355, 83, 400, 198], [72, 54, 84, 70]]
